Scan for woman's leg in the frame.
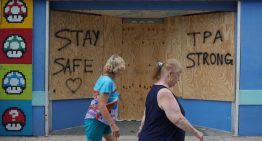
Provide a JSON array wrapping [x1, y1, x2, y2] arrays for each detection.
[[103, 134, 118, 141], [84, 119, 104, 141]]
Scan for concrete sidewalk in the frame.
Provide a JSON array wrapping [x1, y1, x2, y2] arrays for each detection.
[[1, 121, 262, 141], [1, 135, 262, 141]]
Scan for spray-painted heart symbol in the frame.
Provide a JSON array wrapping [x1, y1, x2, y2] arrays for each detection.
[[65, 77, 82, 93]]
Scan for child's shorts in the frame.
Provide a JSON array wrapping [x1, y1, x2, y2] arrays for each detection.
[[84, 118, 112, 141]]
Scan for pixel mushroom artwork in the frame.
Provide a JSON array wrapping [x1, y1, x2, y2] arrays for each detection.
[[4, 0, 28, 23], [2, 71, 26, 95]]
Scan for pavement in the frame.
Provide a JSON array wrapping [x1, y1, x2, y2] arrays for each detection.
[[1, 121, 262, 141], [1, 135, 262, 141]]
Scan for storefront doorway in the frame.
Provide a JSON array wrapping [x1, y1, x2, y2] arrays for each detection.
[[48, 1, 236, 133]]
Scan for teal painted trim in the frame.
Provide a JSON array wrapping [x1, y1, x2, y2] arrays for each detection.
[[32, 91, 46, 106], [239, 90, 262, 105]]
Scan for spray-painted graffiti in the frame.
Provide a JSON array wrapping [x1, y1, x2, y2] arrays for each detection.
[[186, 30, 234, 68], [52, 28, 100, 94], [55, 29, 100, 51], [65, 77, 82, 94], [187, 30, 223, 46], [52, 58, 93, 76]]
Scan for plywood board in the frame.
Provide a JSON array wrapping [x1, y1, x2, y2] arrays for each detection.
[[119, 12, 235, 120], [119, 23, 179, 120], [181, 12, 235, 101], [165, 16, 186, 97], [103, 16, 123, 59], [49, 11, 104, 100], [49, 11, 235, 120]]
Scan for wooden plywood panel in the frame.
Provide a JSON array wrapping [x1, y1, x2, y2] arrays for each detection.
[[48, 11, 235, 121], [120, 39, 144, 120], [181, 12, 235, 101], [49, 11, 104, 100], [103, 16, 123, 59], [120, 26, 144, 120], [119, 24, 175, 120], [165, 16, 186, 97]]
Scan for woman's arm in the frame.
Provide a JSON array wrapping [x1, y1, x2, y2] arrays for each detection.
[[137, 109, 145, 136], [157, 89, 203, 141], [98, 93, 120, 138]]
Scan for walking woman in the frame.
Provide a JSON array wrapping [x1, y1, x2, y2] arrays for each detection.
[[138, 59, 204, 141], [84, 54, 125, 141]]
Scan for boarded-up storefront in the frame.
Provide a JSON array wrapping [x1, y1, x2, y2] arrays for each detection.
[[49, 11, 235, 120]]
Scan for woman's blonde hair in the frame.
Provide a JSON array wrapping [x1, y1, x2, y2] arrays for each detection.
[[104, 54, 125, 74], [153, 59, 182, 80]]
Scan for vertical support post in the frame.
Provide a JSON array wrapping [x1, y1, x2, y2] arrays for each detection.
[[45, 0, 50, 137], [234, 0, 241, 136]]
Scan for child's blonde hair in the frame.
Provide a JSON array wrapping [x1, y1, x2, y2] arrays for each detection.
[[104, 54, 125, 74]]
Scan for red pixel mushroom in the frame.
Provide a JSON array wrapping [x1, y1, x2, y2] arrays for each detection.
[[2, 107, 26, 131], [4, 0, 27, 23]]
